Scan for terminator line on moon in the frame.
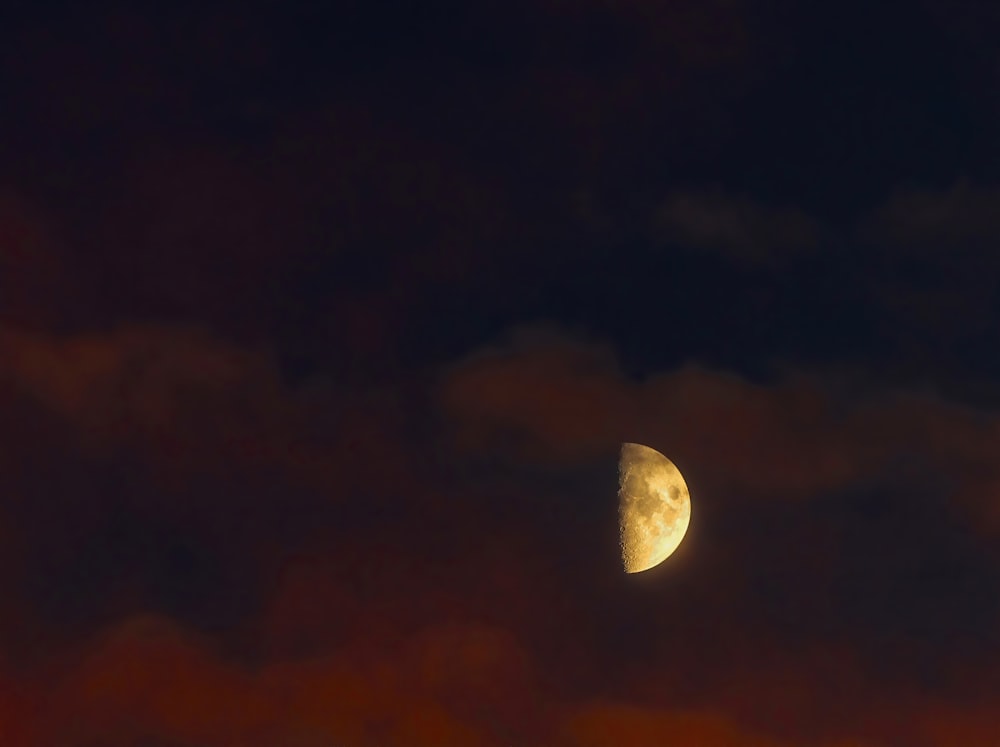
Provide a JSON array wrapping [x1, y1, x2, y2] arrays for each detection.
[[618, 442, 691, 573]]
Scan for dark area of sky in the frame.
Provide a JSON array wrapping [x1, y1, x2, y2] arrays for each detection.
[[3, 2, 999, 385], [1, 1, 1000, 745]]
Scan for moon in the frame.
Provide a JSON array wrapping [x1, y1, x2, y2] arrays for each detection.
[[618, 442, 691, 573]]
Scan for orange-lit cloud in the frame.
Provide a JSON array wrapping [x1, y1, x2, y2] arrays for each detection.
[[32, 611, 543, 747], [440, 326, 1000, 530], [0, 322, 998, 746], [564, 701, 793, 747]]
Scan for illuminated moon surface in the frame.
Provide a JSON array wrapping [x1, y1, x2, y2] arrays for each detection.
[[618, 442, 691, 574]]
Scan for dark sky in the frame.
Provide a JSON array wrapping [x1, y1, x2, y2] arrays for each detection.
[[2, 1, 1000, 745]]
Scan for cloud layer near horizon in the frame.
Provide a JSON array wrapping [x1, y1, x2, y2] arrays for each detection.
[[0, 322, 997, 745]]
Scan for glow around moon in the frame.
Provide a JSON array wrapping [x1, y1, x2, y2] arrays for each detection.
[[618, 442, 691, 574]]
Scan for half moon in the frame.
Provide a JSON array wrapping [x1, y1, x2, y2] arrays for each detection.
[[618, 442, 691, 573]]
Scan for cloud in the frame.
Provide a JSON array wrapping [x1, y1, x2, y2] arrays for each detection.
[[0, 323, 443, 651], [0, 323, 281, 437], [0, 320, 416, 492], [1, 321, 998, 745], [439, 326, 1000, 526], [439, 327, 861, 500], [865, 180, 1000, 249], [30, 607, 971, 747], [437, 329, 1000, 687], [438, 327, 1000, 707], [0, 671, 40, 746], [652, 191, 819, 264], [564, 701, 793, 747], [918, 699, 1000, 746], [0, 190, 84, 329], [440, 327, 634, 465], [47, 616, 275, 746], [14, 601, 998, 747], [34, 611, 542, 747]]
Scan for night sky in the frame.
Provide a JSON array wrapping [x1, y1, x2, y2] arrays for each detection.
[[2, 1, 1000, 745]]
